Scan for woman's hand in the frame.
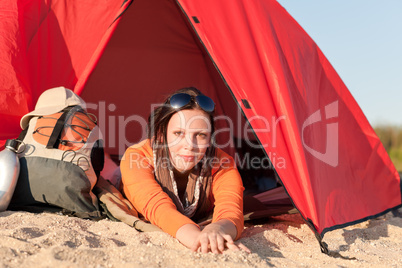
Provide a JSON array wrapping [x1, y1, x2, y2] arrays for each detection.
[[176, 220, 250, 254]]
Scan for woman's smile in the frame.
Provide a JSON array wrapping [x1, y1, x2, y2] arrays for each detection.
[[178, 155, 196, 162]]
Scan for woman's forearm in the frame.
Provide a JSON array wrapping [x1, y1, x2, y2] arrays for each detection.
[[175, 223, 202, 249]]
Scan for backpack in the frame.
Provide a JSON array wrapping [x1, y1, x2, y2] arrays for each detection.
[[9, 105, 105, 219]]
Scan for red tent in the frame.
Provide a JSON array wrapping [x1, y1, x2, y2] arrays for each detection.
[[1, 0, 400, 252]]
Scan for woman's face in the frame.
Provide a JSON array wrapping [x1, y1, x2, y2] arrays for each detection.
[[166, 109, 212, 173]]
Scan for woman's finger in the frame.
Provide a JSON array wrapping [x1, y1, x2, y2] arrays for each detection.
[[217, 235, 225, 253], [200, 234, 210, 253], [208, 234, 219, 254], [237, 242, 251, 253], [222, 234, 234, 244], [224, 241, 251, 253], [225, 241, 240, 251]]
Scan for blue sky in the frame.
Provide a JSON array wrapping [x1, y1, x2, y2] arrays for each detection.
[[276, 1, 402, 126]]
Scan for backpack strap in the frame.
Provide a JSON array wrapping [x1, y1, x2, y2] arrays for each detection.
[[18, 126, 28, 141], [93, 176, 162, 232], [61, 209, 106, 221], [8, 125, 29, 152], [46, 105, 84, 149]]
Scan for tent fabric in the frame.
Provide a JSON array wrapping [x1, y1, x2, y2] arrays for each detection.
[[80, 0, 241, 157], [0, 0, 400, 243], [176, 0, 402, 237], [0, 0, 130, 144]]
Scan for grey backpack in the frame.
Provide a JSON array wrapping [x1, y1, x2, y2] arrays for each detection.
[[10, 105, 105, 219]]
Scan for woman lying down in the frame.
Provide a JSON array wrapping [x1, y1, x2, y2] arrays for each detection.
[[120, 87, 250, 254]]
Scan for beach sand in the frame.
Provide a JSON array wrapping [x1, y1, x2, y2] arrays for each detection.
[[0, 208, 401, 267]]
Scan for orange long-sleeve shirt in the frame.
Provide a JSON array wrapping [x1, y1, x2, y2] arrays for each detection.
[[120, 139, 244, 239]]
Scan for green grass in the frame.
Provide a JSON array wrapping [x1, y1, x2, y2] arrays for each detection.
[[388, 148, 402, 171], [374, 125, 402, 172]]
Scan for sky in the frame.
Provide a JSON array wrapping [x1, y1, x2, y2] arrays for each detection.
[[276, 0, 402, 127]]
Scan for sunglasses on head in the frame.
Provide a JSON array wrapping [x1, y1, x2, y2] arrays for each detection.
[[169, 93, 215, 113]]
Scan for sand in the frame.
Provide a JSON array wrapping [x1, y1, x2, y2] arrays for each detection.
[[0, 208, 401, 268]]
